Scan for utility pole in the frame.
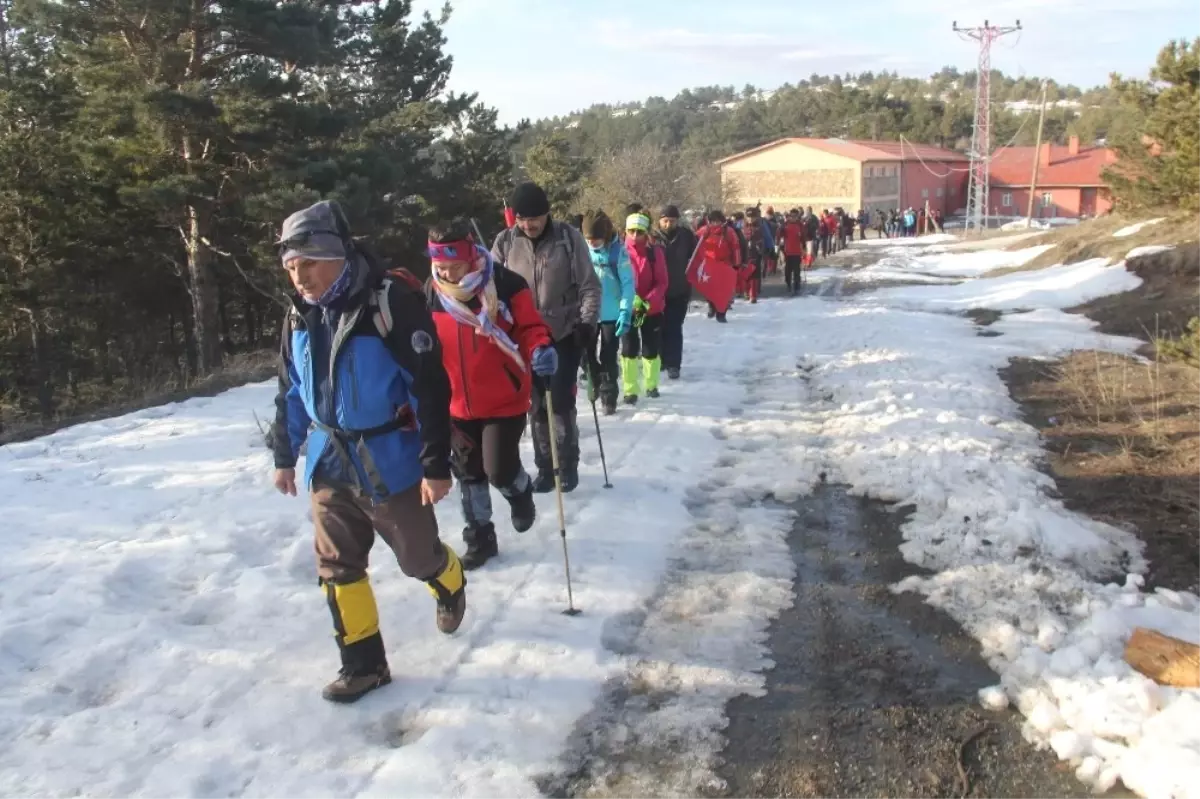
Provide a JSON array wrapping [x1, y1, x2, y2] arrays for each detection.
[[1026, 80, 1048, 225], [954, 19, 1022, 234]]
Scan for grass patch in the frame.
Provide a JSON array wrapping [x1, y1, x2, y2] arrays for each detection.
[[1155, 317, 1200, 366], [1004, 351, 1199, 592]]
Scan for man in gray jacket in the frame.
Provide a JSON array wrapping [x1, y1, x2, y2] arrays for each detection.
[[491, 182, 601, 493]]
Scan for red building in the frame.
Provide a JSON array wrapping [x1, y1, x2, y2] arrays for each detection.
[[988, 136, 1117, 220]]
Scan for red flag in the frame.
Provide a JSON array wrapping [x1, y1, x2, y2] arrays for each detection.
[[686, 232, 737, 311], [503, 202, 516, 229]]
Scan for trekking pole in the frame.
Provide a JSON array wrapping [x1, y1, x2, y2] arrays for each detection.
[[544, 390, 581, 616], [581, 359, 612, 489]]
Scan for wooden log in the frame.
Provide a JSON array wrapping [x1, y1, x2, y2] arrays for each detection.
[[1124, 627, 1200, 688]]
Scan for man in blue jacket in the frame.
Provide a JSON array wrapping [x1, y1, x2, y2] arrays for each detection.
[[270, 200, 463, 704]]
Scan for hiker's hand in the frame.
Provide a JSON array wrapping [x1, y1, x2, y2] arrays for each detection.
[[421, 477, 452, 506], [274, 468, 297, 497]]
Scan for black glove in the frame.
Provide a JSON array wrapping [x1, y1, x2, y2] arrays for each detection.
[[573, 323, 596, 349]]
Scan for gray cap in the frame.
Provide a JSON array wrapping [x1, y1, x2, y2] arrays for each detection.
[[278, 200, 347, 264]]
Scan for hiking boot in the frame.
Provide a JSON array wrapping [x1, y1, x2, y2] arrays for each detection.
[[461, 523, 497, 570], [322, 665, 391, 703], [425, 545, 467, 635], [667, 368, 680, 380], [532, 468, 556, 494], [716, 313, 728, 323], [706, 306, 716, 319], [508, 484, 537, 533], [602, 400, 617, 415], [647, 388, 660, 398], [623, 394, 638, 406], [561, 466, 579, 493]]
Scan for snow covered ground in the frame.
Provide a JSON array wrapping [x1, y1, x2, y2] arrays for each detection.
[[1, 237, 1196, 799]]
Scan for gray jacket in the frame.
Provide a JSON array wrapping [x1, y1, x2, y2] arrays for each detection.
[[491, 220, 600, 342]]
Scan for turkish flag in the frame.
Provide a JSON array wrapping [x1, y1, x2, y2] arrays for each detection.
[[686, 252, 737, 311]]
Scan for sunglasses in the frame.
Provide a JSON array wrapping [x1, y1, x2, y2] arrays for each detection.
[[275, 229, 340, 252]]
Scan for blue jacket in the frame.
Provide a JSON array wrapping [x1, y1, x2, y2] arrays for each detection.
[[588, 238, 635, 323], [272, 256, 453, 500]]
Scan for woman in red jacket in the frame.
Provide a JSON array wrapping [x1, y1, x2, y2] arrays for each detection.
[[426, 221, 556, 570]]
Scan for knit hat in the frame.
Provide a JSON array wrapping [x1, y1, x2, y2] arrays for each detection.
[[510, 181, 550, 218], [625, 213, 650, 233], [581, 211, 613, 241], [277, 200, 348, 264], [660, 204, 681, 220]]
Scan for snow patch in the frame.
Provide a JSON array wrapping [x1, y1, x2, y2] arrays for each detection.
[[1113, 218, 1166, 238]]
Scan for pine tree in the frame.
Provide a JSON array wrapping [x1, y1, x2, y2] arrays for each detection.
[[1104, 38, 1200, 212]]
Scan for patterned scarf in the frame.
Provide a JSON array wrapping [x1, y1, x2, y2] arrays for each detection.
[[431, 246, 526, 372]]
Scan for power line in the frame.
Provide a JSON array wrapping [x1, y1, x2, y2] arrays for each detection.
[[953, 19, 1022, 233]]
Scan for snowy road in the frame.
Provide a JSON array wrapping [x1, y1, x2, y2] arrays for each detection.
[[1, 238, 1197, 798]]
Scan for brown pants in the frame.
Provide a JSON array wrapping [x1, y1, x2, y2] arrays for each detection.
[[312, 479, 446, 584]]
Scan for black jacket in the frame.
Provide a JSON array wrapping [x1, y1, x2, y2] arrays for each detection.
[[657, 224, 698, 301]]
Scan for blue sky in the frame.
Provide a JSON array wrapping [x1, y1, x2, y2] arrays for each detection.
[[412, 0, 1198, 125]]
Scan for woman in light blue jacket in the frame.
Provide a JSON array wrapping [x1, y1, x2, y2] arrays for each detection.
[[581, 210, 634, 415]]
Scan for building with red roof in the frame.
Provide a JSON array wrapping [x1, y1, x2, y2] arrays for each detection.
[[988, 136, 1117, 219], [715, 137, 969, 216]]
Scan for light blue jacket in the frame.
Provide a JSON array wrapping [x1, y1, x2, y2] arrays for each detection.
[[588, 238, 635, 323]]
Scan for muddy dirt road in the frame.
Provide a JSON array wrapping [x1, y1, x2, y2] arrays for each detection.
[[718, 485, 1102, 798]]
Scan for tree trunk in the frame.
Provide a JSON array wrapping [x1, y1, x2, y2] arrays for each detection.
[[24, 310, 55, 421], [185, 200, 222, 374], [1125, 627, 1200, 688]]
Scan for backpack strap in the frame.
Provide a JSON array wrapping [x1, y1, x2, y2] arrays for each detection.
[[369, 268, 424, 339]]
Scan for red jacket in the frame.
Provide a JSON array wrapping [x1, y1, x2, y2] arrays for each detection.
[[781, 221, 807, 256], [695, 223, 742, 268], [428, 265, 552, 421]]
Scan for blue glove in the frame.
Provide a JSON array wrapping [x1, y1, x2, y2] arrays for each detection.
[[615, 309, 632, 338], [531, 346, 558, 377]]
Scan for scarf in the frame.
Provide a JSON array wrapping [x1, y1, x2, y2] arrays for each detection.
[[431, 246, 526, 372]]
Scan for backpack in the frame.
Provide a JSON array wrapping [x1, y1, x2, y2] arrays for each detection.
[[492, 221, 577, 269]]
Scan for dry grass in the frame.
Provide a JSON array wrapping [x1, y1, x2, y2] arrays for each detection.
[[0, 348, 278, 447], [1004, 350, 1200, 592], [988, 212, 1199, 275]]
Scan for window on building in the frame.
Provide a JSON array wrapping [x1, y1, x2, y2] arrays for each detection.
[[1041, 192, 1053, 208], [921, 188, 929, 199], [1002, 192, 1013, 207], [936, 187, 944, 197], [866, 166, 874, 177]]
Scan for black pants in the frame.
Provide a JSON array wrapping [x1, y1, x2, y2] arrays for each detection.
[[621, 313, 662, 359], [661, 295, 689, 371], [784, 255, 803, 289], [595, 321, 621, 405], [530, 335, 582, 473], [451, 415, 529, 531]]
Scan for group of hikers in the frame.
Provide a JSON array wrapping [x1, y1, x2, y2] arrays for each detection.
[[268, 180, 889, 704]]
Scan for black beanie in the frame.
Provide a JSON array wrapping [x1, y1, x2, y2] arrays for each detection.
[[660, 204, 680, 219], [510, 182, 550, 218]]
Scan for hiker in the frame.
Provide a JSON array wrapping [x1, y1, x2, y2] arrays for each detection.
[[695, 209, 743, 323], [490, 181, 601, 494], [425, 221, 556, 571], [656, 205, 698, 380], [740, 206, 774, 304], [804, 206, 820, 264], [621, 212, 669, 403], [582, 210, 634, 415], [780, 208, 808, 296], [270, 200, 464, 704]]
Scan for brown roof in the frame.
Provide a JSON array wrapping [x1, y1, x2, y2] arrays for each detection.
[[715, 137, 968, 165], [989, 144, 1117, 188]]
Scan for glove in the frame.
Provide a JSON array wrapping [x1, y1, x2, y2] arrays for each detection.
[[531, 346, 558, 377], [573, 322, 596, 350], [632, 296, 649, 328], [615, 309, 632, 338]]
